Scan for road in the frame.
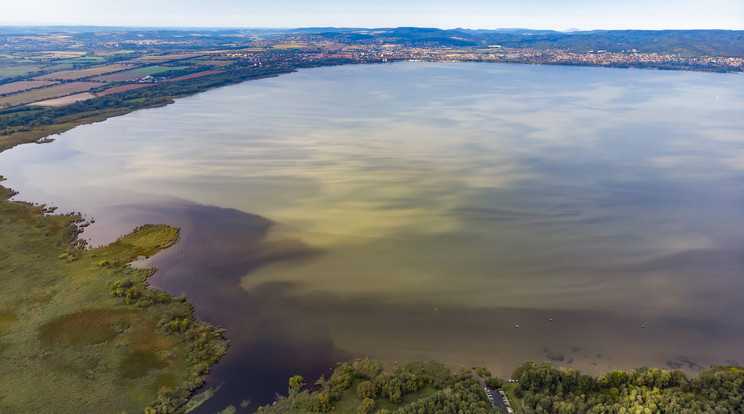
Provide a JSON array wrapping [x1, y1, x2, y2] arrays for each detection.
[[475, 376, 514, 414]]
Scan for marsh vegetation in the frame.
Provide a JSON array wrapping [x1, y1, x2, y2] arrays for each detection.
[[0, 180, 227, 413]]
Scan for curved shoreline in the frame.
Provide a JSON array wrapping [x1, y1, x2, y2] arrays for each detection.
[[0, 178, 228, 412]]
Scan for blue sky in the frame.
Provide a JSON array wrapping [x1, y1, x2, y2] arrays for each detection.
[[2, 0, 742, 30]]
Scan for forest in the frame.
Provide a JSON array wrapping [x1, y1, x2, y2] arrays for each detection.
[[257, 358, 496, 414], [513, 360, 744, 413]]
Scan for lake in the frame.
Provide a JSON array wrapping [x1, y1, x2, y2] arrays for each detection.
[[2, 62, 743, 412]]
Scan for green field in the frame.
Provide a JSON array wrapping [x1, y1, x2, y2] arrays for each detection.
[[0, 65, 43, 77], [127, 66, 189, 75], [44, 63, 76, 71], [67, 57, 106, 63], [0, 180, 227, 413]]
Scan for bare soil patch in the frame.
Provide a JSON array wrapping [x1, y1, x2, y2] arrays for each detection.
[[34, 64, 132, 81], [96, 83, 153, 96], [30, 92, 96, 106], [0, 80, 57, 95], [0, 82, 101, 107]]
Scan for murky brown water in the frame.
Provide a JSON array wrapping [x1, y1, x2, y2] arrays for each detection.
[[1, 62, 743, 412]]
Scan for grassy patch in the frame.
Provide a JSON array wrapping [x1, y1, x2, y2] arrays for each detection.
[[121, 349, 169, 378], [0, 310, 18, 332], [332, 381, 438, 413], [124, 97, 147, 104], [502, 383, 524, 413], [67, 57, 106, 63], [39, 308, 136, 345], [90, 224, 179, 264], [0, 65, 43, 77]]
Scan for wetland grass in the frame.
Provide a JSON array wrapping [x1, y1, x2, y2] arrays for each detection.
[[0, 179, 227, 413]]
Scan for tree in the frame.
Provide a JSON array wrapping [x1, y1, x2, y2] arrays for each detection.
[[289, 375, 304, 391], [485, 376, 503, 389], [357, 397, 375, 414], [357, 380, 375, 399]]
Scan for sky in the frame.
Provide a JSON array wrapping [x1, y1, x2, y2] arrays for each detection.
[[1, 0, 742, 31]]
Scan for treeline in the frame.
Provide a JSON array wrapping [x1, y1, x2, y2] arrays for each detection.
[[257, 358, 494, 414], [513, 360, 744, 413]]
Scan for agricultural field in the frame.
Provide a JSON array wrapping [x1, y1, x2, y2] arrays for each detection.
[[190, 59, 235, 66], [125, 66, 189, 75], [66, 56, 106, 64], [0, 81, 102, 107], [96, 83, 153, 96], [0, 80, 57, 95], [166, 70, 221, 81], [91, 72, 149, 82], [0, 65, 43, 78], [40, 63, 76, 72], [124, 53, 207, 63], [31, 92, 97, 106], [34, 64, 132, 81], [28, 50, 87, 59]]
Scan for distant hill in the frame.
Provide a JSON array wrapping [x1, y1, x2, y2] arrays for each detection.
[[1, 25, 742, 57], [279, 27, 744, 57]]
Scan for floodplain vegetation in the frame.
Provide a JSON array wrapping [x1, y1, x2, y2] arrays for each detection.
[[508, 361, 744, 413], [0, 179, 227, 413], [257, 358, 496, 414], [260, 358, 744, 414]]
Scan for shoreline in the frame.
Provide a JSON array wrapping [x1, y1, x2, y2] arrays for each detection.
[[0, 179, 229, 413]]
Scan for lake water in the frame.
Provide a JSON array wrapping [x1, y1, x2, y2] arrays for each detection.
[[2, 62, 744, 412]]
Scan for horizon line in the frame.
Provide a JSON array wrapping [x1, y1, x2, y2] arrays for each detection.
[[0, 24, 741, 32]]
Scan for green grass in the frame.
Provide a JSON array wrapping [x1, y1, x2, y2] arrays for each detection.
[[0, 183, 226, 413], [67, 57, 106, 63], [39, 308, 136, 345], [331, 380, 438, 413], [44, 63, 75, 71], [502, 383, 524, 413], [0, 65, 43, 77], [127, 66, 188, 75]]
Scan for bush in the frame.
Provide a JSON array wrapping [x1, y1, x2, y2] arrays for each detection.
[[485, 376, 503, 389], [357, 380, 375, 399]]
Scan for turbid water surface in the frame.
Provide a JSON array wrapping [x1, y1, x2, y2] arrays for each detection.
[[1, 62, 743, 412]]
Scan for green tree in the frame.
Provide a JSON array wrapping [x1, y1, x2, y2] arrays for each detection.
[[357, 380, 375, 399], [485, 376, 503, 389], [357, 397, 375, 414], [289, 375, 304, 391]]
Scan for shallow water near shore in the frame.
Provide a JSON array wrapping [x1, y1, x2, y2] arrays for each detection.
[[1, 62, 743, 411]]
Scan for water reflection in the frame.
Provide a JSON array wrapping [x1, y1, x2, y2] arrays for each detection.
[[1, 62, 743, 411]]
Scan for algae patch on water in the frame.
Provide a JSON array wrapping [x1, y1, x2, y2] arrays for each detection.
[[0, 180, 227, 414]]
